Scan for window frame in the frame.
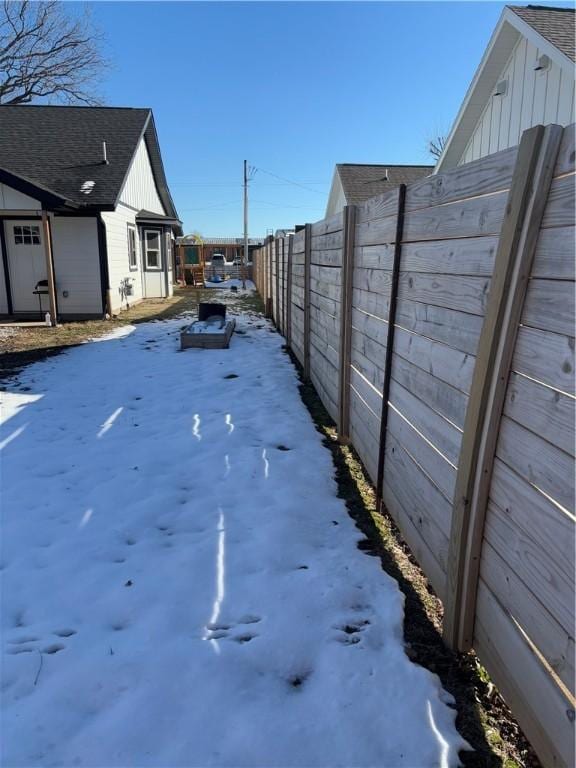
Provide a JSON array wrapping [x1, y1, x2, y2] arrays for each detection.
[[143, 229, 162, 271], [127, 224, 138, 271], [13, 224, 41, 246]]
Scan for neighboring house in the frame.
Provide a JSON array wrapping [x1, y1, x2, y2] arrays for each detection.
[[325, 164, 433, 217], [0, 105, 182, 320], [436, 5, 575, 171]]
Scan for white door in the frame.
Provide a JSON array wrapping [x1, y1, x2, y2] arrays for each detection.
[[6, 221, 48, 313]]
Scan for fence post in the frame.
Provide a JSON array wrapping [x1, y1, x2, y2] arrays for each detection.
[[303, 223, 312, 380], [286, 235, 293, 350], [338, 205, 356, 442], [266, 236, 273, 318], [375, 185, 407, 510], [444, 123, 564, 652], [275, 237, 280, 328]]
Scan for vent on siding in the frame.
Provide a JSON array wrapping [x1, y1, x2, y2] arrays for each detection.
[[493, 79, 508, 97]]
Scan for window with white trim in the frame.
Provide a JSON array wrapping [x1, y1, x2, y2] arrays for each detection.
[[144, 230, 161, 269], [14, 225, 41, 245], [127, 225, 137, 270]]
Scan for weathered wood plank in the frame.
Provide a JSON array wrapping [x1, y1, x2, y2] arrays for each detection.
[[353, 267, 392, 294], [355, 215, 397, 247], [398, 272, 490, 316], [532, 226, 576, 279], [554, 122, 575, 176], [350, 365, 382, 418], [391, 353, 468, 429], [351, 342, 385, 393], [474, 580, 574, 768], [401, 236, 498, 276], [384, 431, 452, 543], [389, 379, 462, 466], [382, 479, 447, 599], [311, 212, 343, 237], [403, 190, 507, 242], [504, 371, 575, 456], [309, 290, 339, 318], [406, 146, 517, 212], [513, 326, 575, 395], [351, 306, 388, 347], [355, 187, 400, 224], [480, 537, 575, 694], [310, 277, 341, 302], [309, 249, 343, 267], [522, 278, 575, 336], [496, 415, 575, 514], [489, 457, 575, 591], [388, 407, 457, 502], [395, 298, 483, 356], [310, 264, 342, 287], [311, 230, 343, 250], [352, 286, 390, 320], [354, 243, 395, 270], [541, 174, 575, 228], [484, 503, 574, 638], [393, 325, 476, 394]]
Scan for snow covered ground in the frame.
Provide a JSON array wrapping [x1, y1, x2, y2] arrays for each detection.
[[1, 308, 467, 767]]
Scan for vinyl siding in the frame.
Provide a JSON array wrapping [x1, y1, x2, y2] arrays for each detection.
[[51, 217, 102, 316], [461, 38, 575, 164], [101, 204, 144, 313], [118, 138, 165, 214], [0, 230, 8, 313]]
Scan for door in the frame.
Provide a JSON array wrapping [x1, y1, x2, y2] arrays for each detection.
[[6, 221, 48, 313]]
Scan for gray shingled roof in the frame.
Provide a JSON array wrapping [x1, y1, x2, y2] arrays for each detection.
[[337, 164, 434, 206], [509, 5, 575, 61], [0, 105, 179, 219]]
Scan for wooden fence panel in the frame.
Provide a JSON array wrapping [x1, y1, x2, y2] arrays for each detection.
[[251, 124, 576, 766]]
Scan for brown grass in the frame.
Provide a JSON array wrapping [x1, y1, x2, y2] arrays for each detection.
[[0, 287, 263, 381]]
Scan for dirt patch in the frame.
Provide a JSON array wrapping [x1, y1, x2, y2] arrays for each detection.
[[291, 358, 539, 768], [0, 287, 263, 382]]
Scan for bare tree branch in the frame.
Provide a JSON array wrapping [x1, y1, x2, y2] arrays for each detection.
[[0, 1, 108, 105], [428, 135, 447, 161]]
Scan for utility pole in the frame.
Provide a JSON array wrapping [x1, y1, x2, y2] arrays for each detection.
[[242, 159, 248, 290]]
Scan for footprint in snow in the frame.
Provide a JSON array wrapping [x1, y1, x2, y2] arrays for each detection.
[[334, 618, 371, 646], [205, 615, 261, 644]]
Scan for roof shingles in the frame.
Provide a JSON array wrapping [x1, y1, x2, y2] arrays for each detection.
[[509, 5, 575, 62], [337, 164, 434, 206], [0, 105, 179, 221]]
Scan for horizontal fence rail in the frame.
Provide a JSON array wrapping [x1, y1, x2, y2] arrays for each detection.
[[252, 122, 576, 768]]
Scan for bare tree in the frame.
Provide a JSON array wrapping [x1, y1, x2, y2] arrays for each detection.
[[0, 1, 108, 105], [428, 134, 447, 161]]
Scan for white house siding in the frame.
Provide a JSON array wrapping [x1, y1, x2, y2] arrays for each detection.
[[0, 234, 8, 313], [325, 175, 347, 217], [119, 138, 165, 214], [51, 217, 102, 316], [462, 37, 575, 164], [101, 204, 144, 313], [0, 183, 39, 211]]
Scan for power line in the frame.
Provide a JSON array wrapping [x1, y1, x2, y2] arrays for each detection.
[[251, 166, 326, 195]]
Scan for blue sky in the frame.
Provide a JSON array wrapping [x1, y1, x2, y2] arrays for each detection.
[[91, 2, 538, 236]]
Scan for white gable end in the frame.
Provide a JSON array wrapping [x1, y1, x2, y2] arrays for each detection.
[[0, 182, 40, 210], [460, 34, 574, 165], [436, 8, 575, 171], [118, 137, 165, 214]]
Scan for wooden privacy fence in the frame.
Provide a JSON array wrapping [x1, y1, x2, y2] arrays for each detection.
[[253, 123, 575, 768]]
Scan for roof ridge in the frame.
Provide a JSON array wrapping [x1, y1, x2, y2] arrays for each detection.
[[0, 104, 151, 111], [509, 4, 575, 11], [337, 162, 434, 168]]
